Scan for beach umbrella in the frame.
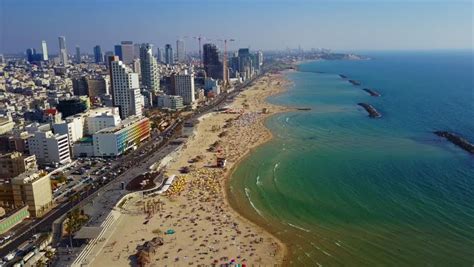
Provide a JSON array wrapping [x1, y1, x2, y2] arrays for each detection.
[[166, 229, 175, 234]]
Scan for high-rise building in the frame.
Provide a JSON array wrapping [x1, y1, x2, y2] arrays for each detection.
[[238, 48, 253, 80], [120, 41, 134, 64], [94, 45, 103, 63], [41, 40, 48, 61], [139, 43, 160, 93], [256, 50, 263, 69], [203, 43, 223, 80], [58, 36, 68, 66], [114, 45, 122, 60], [176, 39, 186, 62], [104, 51, 114, 67], [171, 70, 195, 105], [133, 43, 141, 59], [75, 46, 81, 64], [26, 48, 35, 63], [165, 44, 174, 65], [157, 47, 164, 63], [109, 56, 143, 119]]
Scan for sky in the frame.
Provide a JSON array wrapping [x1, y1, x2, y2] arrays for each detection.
[[0, 0, 472, 54]]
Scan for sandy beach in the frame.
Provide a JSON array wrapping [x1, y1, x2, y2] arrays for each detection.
[[90, 72, 292, 266]]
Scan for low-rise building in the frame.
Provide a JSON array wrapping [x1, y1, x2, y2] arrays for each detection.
[[0, 152, 37, 180], [27, 123, 71, 166], [11, 170, 53, 217], [0, 116, 14, 135], [156, 94, 184, 111], [93, 116, 150, 157]]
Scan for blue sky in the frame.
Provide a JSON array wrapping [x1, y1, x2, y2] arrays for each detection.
[[0, 0, 472, 54]]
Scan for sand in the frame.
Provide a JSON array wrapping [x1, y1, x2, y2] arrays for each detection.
[[90, 73, 291, 266]]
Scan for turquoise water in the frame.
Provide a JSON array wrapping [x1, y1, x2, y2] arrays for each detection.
[[228, 51, 474, 266]]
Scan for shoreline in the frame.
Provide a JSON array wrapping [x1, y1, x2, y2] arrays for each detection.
[[223, 72, 295, 266], [90, 71, 294, 266]]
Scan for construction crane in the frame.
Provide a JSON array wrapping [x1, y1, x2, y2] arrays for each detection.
[[217, 38, 235, 88], [193, 35, 205, 67]]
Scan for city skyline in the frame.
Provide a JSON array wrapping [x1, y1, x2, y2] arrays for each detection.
[[1, 0, 472, 54]]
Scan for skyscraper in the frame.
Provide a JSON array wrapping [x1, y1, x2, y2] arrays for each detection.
[[139, 43, 160, 93], [114, 45, 122, 60], [75, 46, 81, 64], [203, 43, 223, 80], [58, 36, 68, 66], [41, 40, 48, 61], [26, 48, 35, 63], [120, 41, 134, 64], [109, 56, 143, 119], [176, 39, 186, 63], [238, 48, 253, 80], [157, 47, 164, 63], [165, 44, 174, 65], [93, 45, 103, 63]]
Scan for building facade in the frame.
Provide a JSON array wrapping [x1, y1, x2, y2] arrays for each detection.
[[109, 56, 143, 119], [11, 171, 53, 217], [203, 43, 223, 80], [93, 116, 150, 157], [156, 94, 184, 111], [139, 43, 160, 93], [176, 39, 186, 62], [171, 70, 195, 105], [0, 152, 37, 180], [27, 124, 71, 166], [58, 36, 68, 66], [165, 44, 174, 65], [94, 45, 103, 63], [41, 40, 48, 61]]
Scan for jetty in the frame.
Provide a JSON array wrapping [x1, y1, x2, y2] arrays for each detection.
[[434, 131, 474, 154], [363, 88, 381, 97], [358, 103, 381, 118], [349, 80, 361, 86]]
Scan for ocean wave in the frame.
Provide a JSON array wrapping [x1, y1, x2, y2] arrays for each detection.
[[287, 222, 311, 232], [273, 162, 280, 183], [245, 188, 264, 217], [310, 242, 333, 257]]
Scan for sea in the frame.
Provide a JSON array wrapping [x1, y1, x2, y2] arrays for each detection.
[[228, 51, 474, 266]]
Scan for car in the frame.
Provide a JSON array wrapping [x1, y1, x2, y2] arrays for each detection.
[[3, 252, 14, 262]]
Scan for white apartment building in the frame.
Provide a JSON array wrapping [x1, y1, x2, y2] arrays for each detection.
[[26, 123, 71, 166], [52, 116, 84, 143], [172, 70, 195, 105], [85, 111, 121, 135], [110, 56, 144, 119]]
